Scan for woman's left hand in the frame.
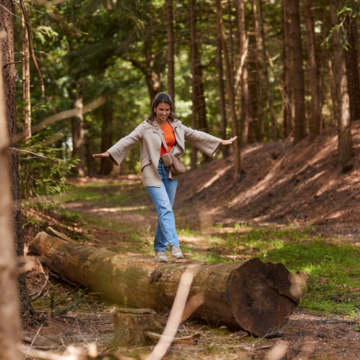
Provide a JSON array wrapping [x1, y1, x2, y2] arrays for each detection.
[[220, 137, 237, 145]]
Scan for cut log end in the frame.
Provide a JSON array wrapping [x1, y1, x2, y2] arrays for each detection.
[[230, 258, 299, 337]]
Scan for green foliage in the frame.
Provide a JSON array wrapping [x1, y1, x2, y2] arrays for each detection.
[[18, 132, 77, 199]]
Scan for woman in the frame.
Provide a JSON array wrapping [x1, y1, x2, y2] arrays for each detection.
[[93, 93, 236, 262]]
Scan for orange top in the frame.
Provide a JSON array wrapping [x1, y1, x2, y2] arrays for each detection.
[[159, 121, 176, 156]]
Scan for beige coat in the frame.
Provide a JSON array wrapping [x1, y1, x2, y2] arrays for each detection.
[[108, 118, 221, 187]]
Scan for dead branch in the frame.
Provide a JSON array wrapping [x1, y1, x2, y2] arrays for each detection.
[[19, 0, 45, 98], [14, 95, 106, 142], [145, 331, 202, 343]]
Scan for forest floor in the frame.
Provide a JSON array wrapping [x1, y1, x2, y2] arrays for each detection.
[[23, 123, 360, 359]]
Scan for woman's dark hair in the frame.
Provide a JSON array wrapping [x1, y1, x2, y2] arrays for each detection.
[[148, 92, 177, 122]]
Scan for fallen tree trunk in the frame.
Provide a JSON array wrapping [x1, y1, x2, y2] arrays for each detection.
[[29, 231, 299, 337]]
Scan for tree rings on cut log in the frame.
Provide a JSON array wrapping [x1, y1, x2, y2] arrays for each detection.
[[229, 258, 299, 337]]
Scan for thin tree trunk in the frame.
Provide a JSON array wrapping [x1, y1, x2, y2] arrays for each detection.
[[253, 0, 264, 141], [0, 7, 24, 360], [258, 0, 277, 141], [344, 13, 360, 122], [84, 130, 96, 177], [190, 0, 198, 169], [100, 106, 113, 175], [227, 0, 235, 84], [166, 0, 175, 108], [71, 86, 85, 176], [330, 0, 352, 164], [328, 58, 338, 126], [289, 0, 306, 145], [236, 0, 250, 146], [216, 0, 241, 177], [282, 0, 292, 137], [216, 37, 228, 158], [304, 0, 320, 140], [1, 0, 35, 323], [319, 0, 328, 130], [22, 12, 31, 139]]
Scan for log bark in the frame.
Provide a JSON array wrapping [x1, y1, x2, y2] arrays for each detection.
[[29, 232, 299, 337]]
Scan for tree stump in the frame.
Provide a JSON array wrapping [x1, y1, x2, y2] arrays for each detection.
[[113, 308, 164, 346]]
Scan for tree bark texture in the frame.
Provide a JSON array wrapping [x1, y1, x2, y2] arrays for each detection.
[[330, 0, 352, 164], [190, 0, 198, 169], [100, 106, 113, 175], [236, 0, 250, 146], [282, 0, 292, 137], [253, 0, 264, 141], [304, 0, 320, 140], [22, 11, 31, 140], [216, 37, 228, 158], [0, 0, 35, 322], [0, 19, 22, 360], [289, 0, 305, 145], [190, 0, 209, 166], [328, 57, 338, 126], [29, 232, 299, 337], [166, 0, 175, 109], [344, 13, 360, 122], [71, 86, 85, 176], [258, 0, 277, 141], [216, 0, 241, 177]]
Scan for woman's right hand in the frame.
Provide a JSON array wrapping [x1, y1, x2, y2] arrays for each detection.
[[92, 151, 110, 158]]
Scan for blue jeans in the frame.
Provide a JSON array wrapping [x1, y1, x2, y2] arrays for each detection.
[[146, 161, 179, 251]]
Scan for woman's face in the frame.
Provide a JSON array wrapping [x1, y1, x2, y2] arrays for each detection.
[[155, 102, 171, 122]]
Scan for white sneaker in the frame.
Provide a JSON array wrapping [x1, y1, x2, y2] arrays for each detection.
[[171, 245, 184, 259], [155, 251, 168, 262]]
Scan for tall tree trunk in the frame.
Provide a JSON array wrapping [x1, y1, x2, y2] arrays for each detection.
[[282, 0, 292, 137], [304, 0, 320, 140], [146, 71, 163, 106], [330, 0, 352, 164], [216, 37, 228, 158], [289, 0, 305, 145], [22, 11, 31, 139], [344, 13, 360, 122], [227, 0, 235, 83], [216, 0, 241, 177], [166, 0, 175, 108], [328, 58, 338, 126], [100, 106, 113, 175], [190, 0, 198, 169], [0, 33, 22, 360], [1, 0, 35, 323], [258, 0, 277, 141], [319, 0, 328, 130], [252, 0, 264, 141], [71, 86, 85, 176], [236, 0, 250, 146]]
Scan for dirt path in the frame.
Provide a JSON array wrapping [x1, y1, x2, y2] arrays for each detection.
[[28, 176, 354, 359]]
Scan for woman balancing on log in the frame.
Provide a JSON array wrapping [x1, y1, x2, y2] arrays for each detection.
[[93, 93, 236, 262]]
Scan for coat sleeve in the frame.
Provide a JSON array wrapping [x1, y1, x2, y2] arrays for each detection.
[[182, 124, 221, 157], [107, 123, 145, 166]]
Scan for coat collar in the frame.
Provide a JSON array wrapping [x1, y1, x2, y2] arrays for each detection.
[[148, 118, 178, 129]]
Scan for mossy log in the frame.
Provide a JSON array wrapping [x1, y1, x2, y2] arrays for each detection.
[[29, 231, 299, 337]]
